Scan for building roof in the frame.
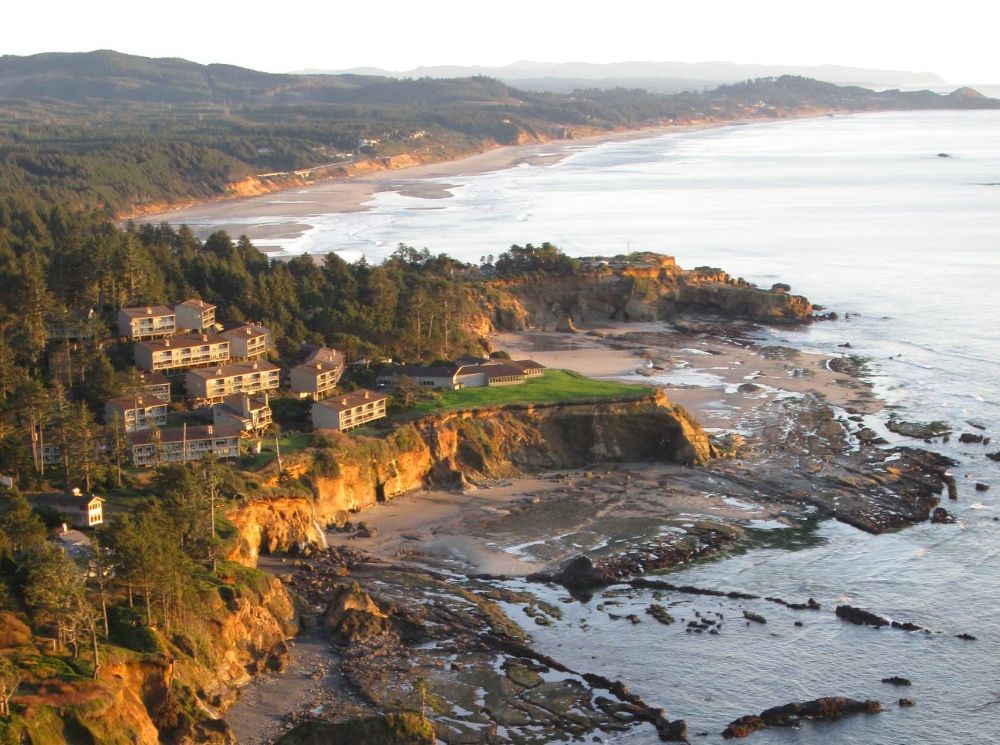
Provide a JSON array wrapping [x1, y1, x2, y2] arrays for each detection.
[[187, 360, 279, 381], [106, 394, 168, 412], [128, 424, 241, 446], [120, 305, 175, 319], [137, 334, 229, 352], [221, 324, 270, 340], [137, 371, 171, 386], [49, 528, 92, 548], [219, 394, 270, 413], [508, 359, 547, 371], [314, 389, 388, 414], [31, 492, 104, 509], [381, 365, 458, 379], [481, 362, 529, 379], [176, 298, 216, 311], [304, 346, 345, 365]]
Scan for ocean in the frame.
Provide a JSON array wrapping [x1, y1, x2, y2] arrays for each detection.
[[194, 110, 1000, 742]]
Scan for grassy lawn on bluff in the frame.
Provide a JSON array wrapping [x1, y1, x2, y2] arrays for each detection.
[[409, 369, 655, 415]]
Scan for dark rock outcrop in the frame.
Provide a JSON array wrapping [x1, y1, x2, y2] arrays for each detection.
[[722, 697, 881, 738]]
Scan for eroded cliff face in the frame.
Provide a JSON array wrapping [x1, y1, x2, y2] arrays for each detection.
[[228, 392, 712, 565], [490, 257, 814, 328], [8, 573, 296, 745]]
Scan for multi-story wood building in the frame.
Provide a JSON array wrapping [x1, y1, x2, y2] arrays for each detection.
[[174, 299, 217, 332], [311, 389, 388, 432], [290, 347, 345, 399], [221, 324, 272, 360], [133, 334, 230, 372], [118, 305, 176, 340], [127, 424, 240, 467], [212, 394, 272, 437], [185, 360, 280, 401], [104, 394, 169, 433], [136, 371, 172, 402]]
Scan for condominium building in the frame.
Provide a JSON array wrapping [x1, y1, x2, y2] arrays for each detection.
[[134, 334, 230, 372], [311, 389, 388, 432], [174, 299, 217, 332], [185, 360, 280, 401], [290, 347, 345, 399], [127, 424, 240, 467], [136, 371, 171, 402], [213, 394, 272, 436], [104, 394, 168, 433], [118, 305, 176, 340], [221, 324, 272, 360]]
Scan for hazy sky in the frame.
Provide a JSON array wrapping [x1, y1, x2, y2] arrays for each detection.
[[4, 0, 998, 83]]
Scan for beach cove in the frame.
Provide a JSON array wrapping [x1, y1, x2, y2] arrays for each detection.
[[204, 110, 1000, 743]]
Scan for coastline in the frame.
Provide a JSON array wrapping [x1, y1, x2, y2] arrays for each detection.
[[225, 319, 960, 742], [136, 113, 831, 250]]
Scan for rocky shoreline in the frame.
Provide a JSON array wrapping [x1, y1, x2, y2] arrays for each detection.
[[223, 317, 976, 744]]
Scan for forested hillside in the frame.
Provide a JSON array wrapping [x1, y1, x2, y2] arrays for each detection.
[[1, 50, 996, 214]]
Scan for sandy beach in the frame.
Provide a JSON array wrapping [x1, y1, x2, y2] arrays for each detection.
[[142, 122, 729, 249]]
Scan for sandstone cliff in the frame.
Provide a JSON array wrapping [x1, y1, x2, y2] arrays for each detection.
[[489, 255, 814, 329], [228, 392, 711, 565], [5, 573, 296, 745]]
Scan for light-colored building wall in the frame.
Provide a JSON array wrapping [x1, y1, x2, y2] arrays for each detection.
[[312, 390, 388, 431], [118, 306, 176, 340], [213, 395, 272, 435], [104, 396, 168, 433], [128, 426, 239, 467], [134, 335, 230, 372], [186, 361, 280, 401], [221, 325, 271, 360], [174, 300, 217, 332]]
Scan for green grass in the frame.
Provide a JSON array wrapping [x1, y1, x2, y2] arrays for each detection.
[[243, 432, 311, 469], [408, 370, 654, 415]]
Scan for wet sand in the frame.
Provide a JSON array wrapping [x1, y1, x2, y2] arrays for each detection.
[[495, 322, 881, 429], [142, 123, 727, 247]]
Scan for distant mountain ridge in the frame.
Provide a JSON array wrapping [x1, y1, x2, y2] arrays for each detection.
[[297, 59, 948, 93], [0, 50, 994, 216]]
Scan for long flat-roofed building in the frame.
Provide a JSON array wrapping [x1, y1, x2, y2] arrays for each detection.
[[290, 347, 345, 399], [118, 305, 176, 340], [174, 299, 217, 332], [185, 360, 280, 401], [134, 334, 230, 372], [127, 424, 240, 467], [312, 389, 388, 432], [213, 394, 272, 437], [221, 324, 272, 360], [104, 394, 168, 433]]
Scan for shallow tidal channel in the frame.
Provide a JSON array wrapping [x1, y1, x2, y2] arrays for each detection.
[[503, 517, 1000, 744]]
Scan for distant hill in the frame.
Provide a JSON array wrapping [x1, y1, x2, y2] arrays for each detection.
[[299, 59, 948, 93], [0, 51, 994, 216]]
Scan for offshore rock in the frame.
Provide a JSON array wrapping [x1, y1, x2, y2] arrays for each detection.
[[722, 697, 881, 738]]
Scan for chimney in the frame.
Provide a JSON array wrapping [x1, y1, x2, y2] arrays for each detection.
[[364, 390, 370, 399], [252, 362, 259, 370], [341, 398, 348, 405], [72, 487, 81, 496], [241, 395, 251, 417], [164, 339, 171, 347], [146, 307, 152, 314], [202, 334, 208, 342], [61, 522, 68, 534], [207, 425, 214, 435]]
